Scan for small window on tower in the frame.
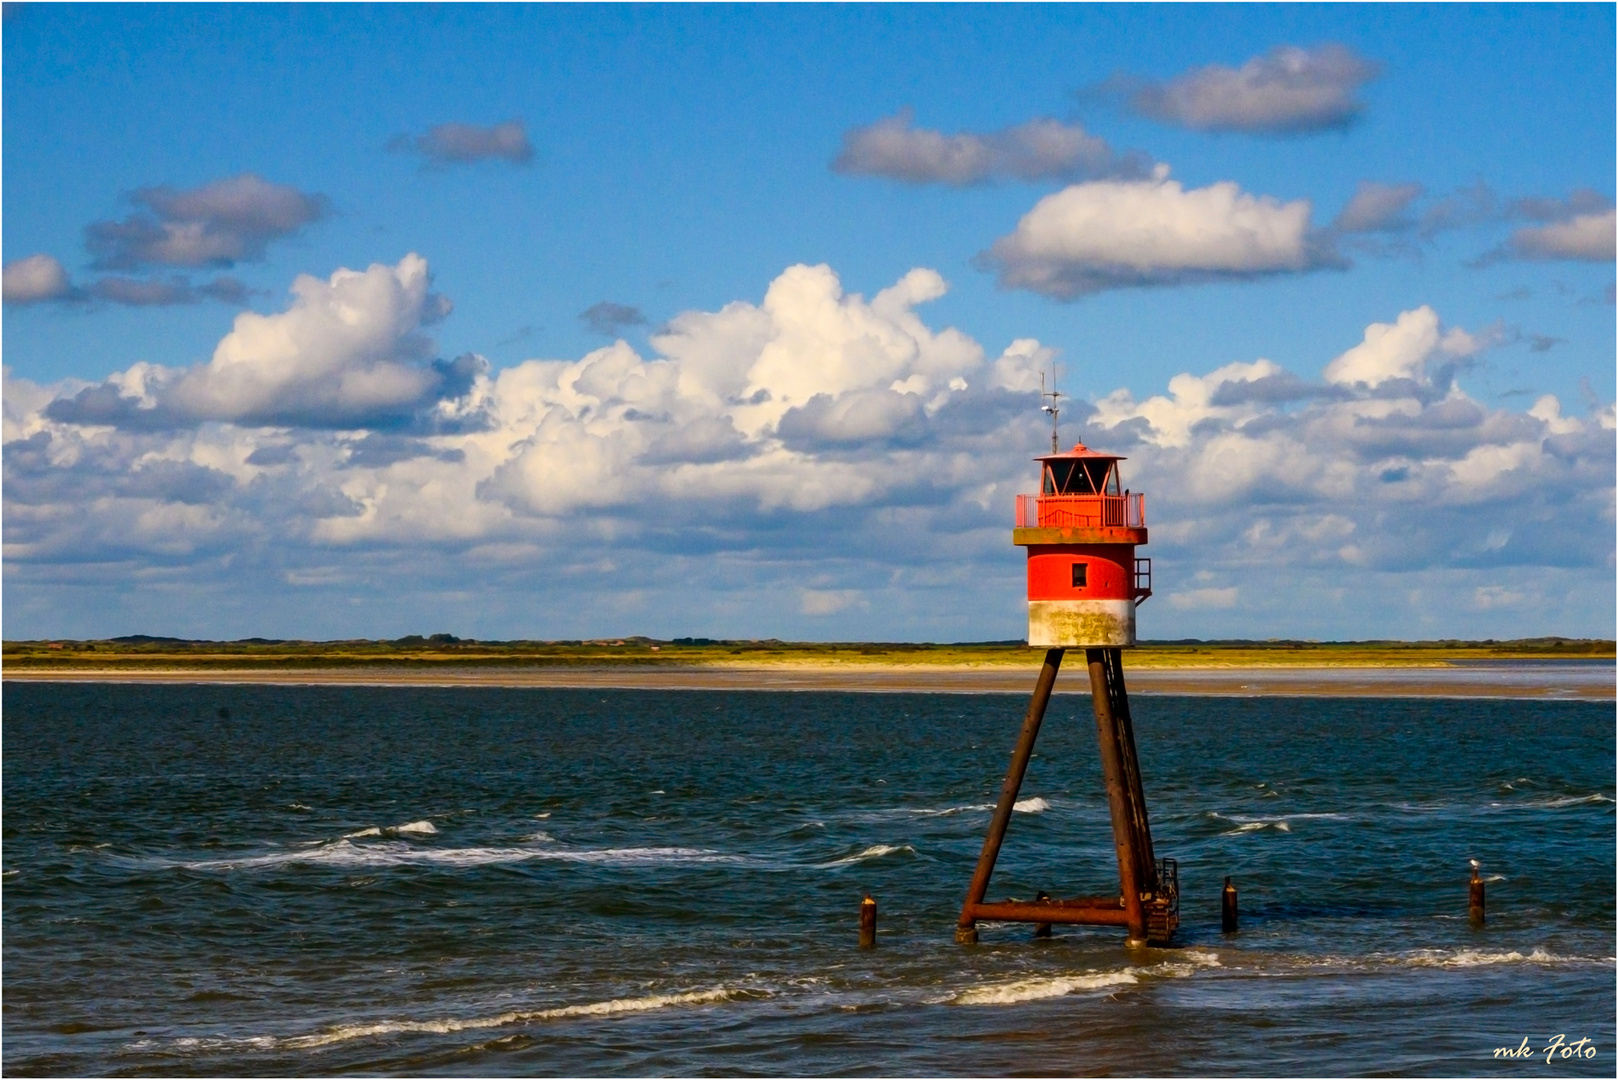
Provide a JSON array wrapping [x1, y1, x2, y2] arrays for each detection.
[[1071, 562, 1087, 588]]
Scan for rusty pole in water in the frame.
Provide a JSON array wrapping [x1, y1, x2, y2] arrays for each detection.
[[1469, 865, 1485, 926], [956, 647, 1064, 944]]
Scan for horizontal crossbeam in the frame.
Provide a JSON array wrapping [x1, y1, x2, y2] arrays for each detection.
[[965, 898, 1130, 926]]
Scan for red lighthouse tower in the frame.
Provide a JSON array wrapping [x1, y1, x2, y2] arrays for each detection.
[[1018, 444, 1150, 647], [955, 399, 1177, 946]]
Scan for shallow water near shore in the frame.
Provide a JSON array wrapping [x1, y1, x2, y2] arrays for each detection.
[[4, 683, 1613, 1076]]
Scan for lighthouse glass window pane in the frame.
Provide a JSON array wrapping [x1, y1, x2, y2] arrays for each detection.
[[1071, 562, 1087, 588], [1047, 460, 1083, 494], [1104, 465, 1121, 495], [1080, 460, 1110, 493]]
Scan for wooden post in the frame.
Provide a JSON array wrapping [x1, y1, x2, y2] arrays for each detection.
[[1033, 891, 1052, 939], [956, 648, 1064, 944], [859, 894, 877, 948], [1469, 865, 1485, 925], [1221, 876, 1238, 933], [1088, 648, 1147, 946]]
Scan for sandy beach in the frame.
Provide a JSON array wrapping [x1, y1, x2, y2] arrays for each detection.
[[5, 661, 1611, 699]]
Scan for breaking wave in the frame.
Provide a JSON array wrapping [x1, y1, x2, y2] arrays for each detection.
[[288, 986, 749, 1049], [947, 971, 1137, 1005], [1210, 811, 1342, 834], [162, 841, 744, 871], [817, 844, 915, 868], [1399, 947, 1612, 968], [342, 819, 437, 840], [128, 987, 756, 1054]]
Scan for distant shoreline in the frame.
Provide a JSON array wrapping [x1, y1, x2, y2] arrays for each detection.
[[6, 660, 1610, 699]]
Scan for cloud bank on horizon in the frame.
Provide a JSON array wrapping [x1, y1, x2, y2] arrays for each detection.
[[6, 255, 1611, 641], [3, 9, 1613, 641]]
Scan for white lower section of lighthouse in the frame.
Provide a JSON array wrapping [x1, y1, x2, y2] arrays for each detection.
[[1027, 599, 1137, 648]]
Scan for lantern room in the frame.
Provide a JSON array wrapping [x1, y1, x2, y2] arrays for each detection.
[[1013, 443, 1151, 648]]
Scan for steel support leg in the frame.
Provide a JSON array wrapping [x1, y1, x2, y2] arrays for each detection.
[[956, 647, 1064, 943], [1105, 648, 1158, 893], [1088, 647, 1148, 945]]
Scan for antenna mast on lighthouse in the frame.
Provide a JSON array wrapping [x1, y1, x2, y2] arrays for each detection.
[[1039, 367, 1062, 454]]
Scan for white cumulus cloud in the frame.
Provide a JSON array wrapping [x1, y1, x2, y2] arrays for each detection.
[[85, 174, 329, 270], [2, 254, 72, 304], [1508, 208, 1616, 262], [832, 109, 1142, 185], [46, 254, 459, 428], [984, 169, 1323, 298], [1114, 44, 1380, 134]]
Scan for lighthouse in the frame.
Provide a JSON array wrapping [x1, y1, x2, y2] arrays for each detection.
[[954, 415, 1177, 947], [1017, 443, 1151, 647]]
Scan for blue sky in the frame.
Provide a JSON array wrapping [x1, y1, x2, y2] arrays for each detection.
[[4, 3, 1613, 642]]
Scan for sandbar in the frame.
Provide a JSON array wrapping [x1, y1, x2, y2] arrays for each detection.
[[5, 661, 1611, 699]]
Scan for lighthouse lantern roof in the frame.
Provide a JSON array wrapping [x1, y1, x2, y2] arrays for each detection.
[[1034, 443, 1127, 496]]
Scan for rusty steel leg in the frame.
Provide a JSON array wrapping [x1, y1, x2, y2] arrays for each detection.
[[956, 647, 1064, 944], [1105, 648, 1158, 896], [1088, 648, 1147, 946]]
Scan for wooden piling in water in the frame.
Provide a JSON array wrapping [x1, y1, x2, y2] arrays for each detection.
[[1469, 865, 1485, 925], [1033, 892, 1052, 938], [1221, 876, 1238, 933], [859, 894, 877, 947]]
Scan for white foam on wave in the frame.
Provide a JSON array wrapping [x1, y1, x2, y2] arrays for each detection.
[[286, 986, 745, 1049], [341, 819, 439, 840], [875, 803, 988, 818], [130, 987, 750, 1054], [947, 970, 1136, 1005], [168, 841, 743, 871], [1401, 947, 1612, 968], [873, 797, 1049, 819], [1142, 948, 1224, 978], [818, 844, 915, 868], [1213, 810, 1337, 834], [1176, 948, 1223, 967], [1524, 793, 1613, 809]]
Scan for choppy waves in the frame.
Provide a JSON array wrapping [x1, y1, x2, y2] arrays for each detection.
[[162, 840, 746, 871], [287, 987, 752, 1049]]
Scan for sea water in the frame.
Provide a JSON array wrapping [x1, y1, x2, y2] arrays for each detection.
[[3, 683, 1612, 1076]]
